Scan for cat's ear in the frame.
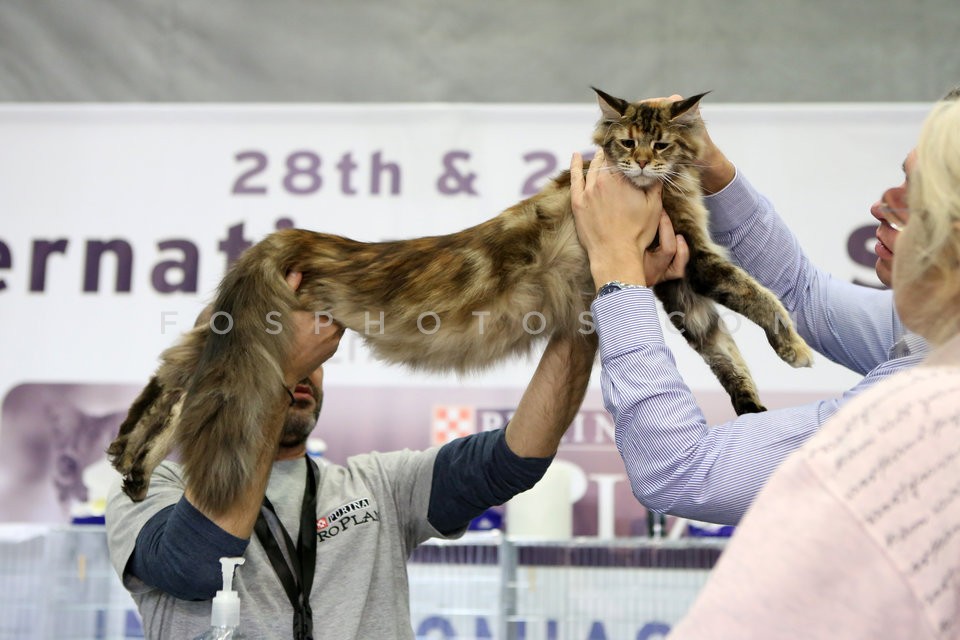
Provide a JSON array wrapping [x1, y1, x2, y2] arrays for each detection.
[[593, 87, 628, 121], [669, 91, 711, 121]]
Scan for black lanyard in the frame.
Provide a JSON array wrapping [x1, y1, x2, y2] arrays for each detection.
[[254, 456, 319, 640]]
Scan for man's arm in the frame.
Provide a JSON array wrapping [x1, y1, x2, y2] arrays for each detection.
[[594, 288, 925, 524], [504, 332, 596, 457], [111, 272, 343, 597], [567, 145, 926, 524], [699, 132, 904, 373], [120, 382, 297, 599], [427, 333, 596, 534]]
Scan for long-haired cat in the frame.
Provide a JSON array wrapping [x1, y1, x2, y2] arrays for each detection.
[[108, 90, 813, 514]]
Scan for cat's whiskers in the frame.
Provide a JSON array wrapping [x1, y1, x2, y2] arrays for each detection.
[[675, 161, 712, 170], [660, 171, 692, 195], [586, 161, 623, 176]]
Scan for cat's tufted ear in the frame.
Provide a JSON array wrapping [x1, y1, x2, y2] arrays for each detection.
[[593, 87, 629, 121], [669, 91, 711, 121]]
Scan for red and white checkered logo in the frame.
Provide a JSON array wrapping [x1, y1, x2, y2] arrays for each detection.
[[432, 406, 476, 445], [316, 517, 329, 531]]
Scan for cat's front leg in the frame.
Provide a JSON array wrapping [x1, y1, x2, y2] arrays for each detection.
[[654, 279, 766, 415], [687, 251, 815, 369]]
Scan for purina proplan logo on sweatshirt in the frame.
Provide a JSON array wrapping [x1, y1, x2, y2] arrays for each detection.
[[316, 498, 379, 541]]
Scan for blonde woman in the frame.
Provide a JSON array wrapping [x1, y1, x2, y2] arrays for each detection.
[[667, 96, 960, 639]]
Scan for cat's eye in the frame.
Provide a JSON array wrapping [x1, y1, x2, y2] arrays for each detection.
[[619, 139, 636, 149], [652, 142, 671, 151]]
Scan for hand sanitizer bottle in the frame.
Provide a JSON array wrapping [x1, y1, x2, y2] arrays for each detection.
[[192, 557, 247, 639]]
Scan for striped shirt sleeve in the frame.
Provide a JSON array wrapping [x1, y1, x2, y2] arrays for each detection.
[[705, 170, 904, 374], [595, 288, 925, 524]]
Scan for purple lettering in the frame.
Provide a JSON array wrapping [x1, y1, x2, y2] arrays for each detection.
[[415, 617, 456, 638], [30, 239, 68, 292], [337, 153, 359, 195], [371, 151, 401, 195], [232, 151, 268, 195], [152, 240, 199, 293], [437, 151, 478, 195], [547, 619, 558, 640], [474, 617, 493, 639], [84, 239, 133, 292], [586, 620, 607, 640], [0, 239, 10, 292], [218, 223, 254, 269], [521, 151, 558, 196], [847, 224, 885, 288], [637, 621, 671, 640], [283, 151, 322, 195]]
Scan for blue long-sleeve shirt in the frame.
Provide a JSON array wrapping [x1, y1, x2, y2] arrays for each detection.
[[126, 428, 548, 600], [595, 170, 928, 525]]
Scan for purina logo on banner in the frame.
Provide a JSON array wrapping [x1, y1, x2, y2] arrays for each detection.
[[431, 406, 476, 445]]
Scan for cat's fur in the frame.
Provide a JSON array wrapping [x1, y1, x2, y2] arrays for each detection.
[[107, 90, 813, 513]]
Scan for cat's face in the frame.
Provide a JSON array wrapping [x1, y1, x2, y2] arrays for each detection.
[[591, 89, 708, 189]]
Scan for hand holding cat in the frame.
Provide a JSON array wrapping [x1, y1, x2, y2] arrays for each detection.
[[282, 270, 344, 388], [570, 148, 667, 290], [640, 92, 735, 195], [189, 273, 344, 386], [645, 213, 689, 284], [657, 94, 734, 195]]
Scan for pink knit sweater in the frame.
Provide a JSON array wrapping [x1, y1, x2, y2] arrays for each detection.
[[670, 334, 960, 639]]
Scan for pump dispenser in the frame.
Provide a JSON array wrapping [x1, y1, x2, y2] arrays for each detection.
[[192, 557, 247, 639]]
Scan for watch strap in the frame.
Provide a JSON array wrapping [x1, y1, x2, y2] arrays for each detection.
[[596, 280, 646, 298]]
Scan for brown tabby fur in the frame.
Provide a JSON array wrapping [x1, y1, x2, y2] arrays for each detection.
[[107, 90, 813, 513]]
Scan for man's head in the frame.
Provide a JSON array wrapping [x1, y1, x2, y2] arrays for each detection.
[[870, 151, 916, 287], [279, 367, 324, 450], [893, 97, 960, 345], [870, 85, 960, 287]]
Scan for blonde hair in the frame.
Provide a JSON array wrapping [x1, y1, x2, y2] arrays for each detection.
[[894, 93, 960, 344]]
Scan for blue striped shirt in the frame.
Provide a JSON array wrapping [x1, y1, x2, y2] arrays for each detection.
[[593, 171, 928, 525]]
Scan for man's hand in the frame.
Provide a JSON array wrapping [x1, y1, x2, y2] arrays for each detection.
[[698, 127, 736, 195], [570, 148, 664, 289], [645, 213, 689, 285], [641, 93, 735, 195], [283, 271, 344, 387]]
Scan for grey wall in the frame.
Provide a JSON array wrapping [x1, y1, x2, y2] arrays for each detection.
[[0, 0, 958, 103]]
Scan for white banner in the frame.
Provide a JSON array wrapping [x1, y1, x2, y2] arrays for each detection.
[[0, 103, 930, 528]]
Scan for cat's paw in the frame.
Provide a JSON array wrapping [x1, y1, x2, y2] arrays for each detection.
[[734, 398, 767, 415], [778, 339, 815, 368], [121, 469, 149, 503]]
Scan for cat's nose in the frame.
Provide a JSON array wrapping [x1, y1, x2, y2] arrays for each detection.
[[637, 160, 648, 169]]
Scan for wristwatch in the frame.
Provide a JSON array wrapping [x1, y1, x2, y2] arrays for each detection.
[[596, 280, 646, 298]]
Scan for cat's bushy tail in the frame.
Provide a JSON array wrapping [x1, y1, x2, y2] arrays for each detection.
[[108, 325, 208, 501], [174, 230, 302, 513]]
